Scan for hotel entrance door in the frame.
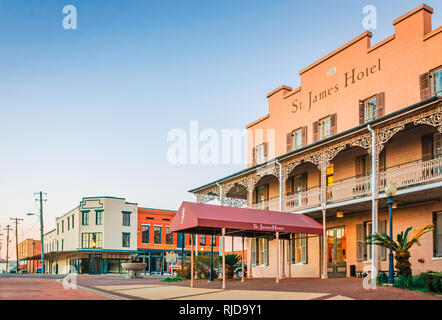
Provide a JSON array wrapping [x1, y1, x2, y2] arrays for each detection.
[[327, 226, 347, 278]]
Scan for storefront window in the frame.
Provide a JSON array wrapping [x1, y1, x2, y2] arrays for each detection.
[[434, 212, 442, 257], [199, 235, 206, 246], [288, 234, 307, 264], [251, 238, 268, 266]]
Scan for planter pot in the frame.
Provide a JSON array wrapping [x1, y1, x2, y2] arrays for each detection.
[[121, 263, 147, 279]]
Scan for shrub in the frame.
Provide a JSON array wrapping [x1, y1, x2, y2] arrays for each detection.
[[161, 276, 183, 282], [418, 271, 442, 293], [394, 275, 413, 289], [377, 272, 388, 285]]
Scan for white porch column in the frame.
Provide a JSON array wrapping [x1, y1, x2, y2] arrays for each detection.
[[222, 228, 226, 289], [321, 208, 327, 279], [276, 231, 280, 284]]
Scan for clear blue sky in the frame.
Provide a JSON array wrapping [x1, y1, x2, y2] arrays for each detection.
[[0, 0, 440, 255]]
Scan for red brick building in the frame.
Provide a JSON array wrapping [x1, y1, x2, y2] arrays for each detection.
[[137, 207, 219, 275]]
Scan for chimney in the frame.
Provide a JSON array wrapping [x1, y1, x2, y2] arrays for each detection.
[[393, 4, 433, 38]]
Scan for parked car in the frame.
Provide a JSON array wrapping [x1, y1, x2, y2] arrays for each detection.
[[234, 263, 247, 278]]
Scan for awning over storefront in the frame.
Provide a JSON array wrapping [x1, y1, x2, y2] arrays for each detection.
[[170, 201, 323, 238]]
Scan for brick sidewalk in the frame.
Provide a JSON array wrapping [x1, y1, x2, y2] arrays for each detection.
[[0, 277, 112, 300], [169, 277, 442, 300]]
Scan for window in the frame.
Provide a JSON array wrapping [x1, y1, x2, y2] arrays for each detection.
[[154, 226, 162, 244], [122, 212, 131, 226], [251, 238, 269, 266], [356, 221, 386, 262], [292, 129, 303, 150], [61, 221, 64, 233], [326, 164, 334, 186], [81, 233, 102, 249], [256, 144, 265, 164], [199, 235, 206, 246], [72, 214, 74, 229], [319, 116, 331, 140], [432, 68, 442, 97], [67, 217, 70, 231], [435, 133, 442, 158], [96, 210, 103, 225], [211, 235, 217, 246], [364, 97, 377, 122], [81, 211, 89, 226], [57, 223, 59, 235], [288, 234, 307, 264], [61, 239, 64, 251], [122, 233, 130, 247], [255, 184, 268, 203], [434, 212, 442, 257], [141, 225, 150, 244], [166, 226, 173, 245]]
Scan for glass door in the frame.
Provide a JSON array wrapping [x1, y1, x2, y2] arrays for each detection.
[[327, 226, 347, 278]]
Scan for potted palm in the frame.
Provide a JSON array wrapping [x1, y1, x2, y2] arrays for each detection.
[[366, 224, 434, 276], [224, 254, 241, 279]]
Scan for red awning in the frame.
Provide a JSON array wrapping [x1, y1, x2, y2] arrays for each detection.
[[170, 202, 322, 238]]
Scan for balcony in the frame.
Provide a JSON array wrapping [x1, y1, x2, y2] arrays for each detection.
[[285, 157, 442, 211]]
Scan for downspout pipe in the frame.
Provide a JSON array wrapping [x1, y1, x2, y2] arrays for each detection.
[[367, 124, 377, 284]]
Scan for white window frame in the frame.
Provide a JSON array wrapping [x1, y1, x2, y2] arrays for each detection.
[[365, 222, 373, 262], [256, 144, 265, 164], [432, 68, 442, 97], [292, 129, 303, 151], [364, 97, 377, 122], [319, 117, 331, 140]]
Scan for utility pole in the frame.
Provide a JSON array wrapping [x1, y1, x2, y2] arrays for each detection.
[[34, 191, 47, 274], [4, 225, 12, 272], [10, 218, 24, 272]]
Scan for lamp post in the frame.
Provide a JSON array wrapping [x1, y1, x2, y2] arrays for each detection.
[[91, 240, 96, 274], [27, 212, 45, 274], [385, 182, 397, 284]]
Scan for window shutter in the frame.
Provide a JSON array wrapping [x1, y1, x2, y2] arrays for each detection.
[[302, 235, 308, 264], [313, 121, 319, 142], [286, 176, 292, 195], [356, 223, 365, 262], [379, 220, 387, 261], [265, 239, 269, 266], [422, 133, 434, 161], [287, 132, 293, 152], [433, 212, 440, 257], [265, 184, 269, 201], [251, 239, 256, 266], [419, 72, 431, 100], [302, 126, 307, 147], [379, 149, 386, 172], [330, 114, 337, 136], [376, 92, 385, 118], [355, 156, 363, 178], [359, 100, 365, 124], [263, 142, 269, 161], [252, 147, 256, 166], [301, 173, 308, 192]]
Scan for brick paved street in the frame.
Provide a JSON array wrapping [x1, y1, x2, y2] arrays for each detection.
[[0, 276, 112, 300], [1, 275, 441, 300]]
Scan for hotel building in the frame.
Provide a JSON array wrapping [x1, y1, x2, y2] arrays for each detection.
[[189, 4, 442, 278]]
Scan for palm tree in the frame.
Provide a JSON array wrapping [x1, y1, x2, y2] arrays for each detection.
[[366, 224, 434, 276]]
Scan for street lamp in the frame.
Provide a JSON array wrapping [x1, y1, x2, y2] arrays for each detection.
[[27, 212, 45, 274], [91, 240, 97, 274], [385, 182, 397, 284]]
